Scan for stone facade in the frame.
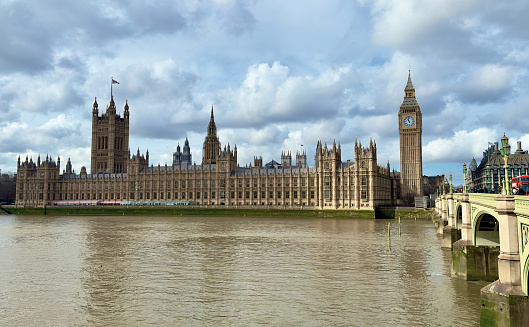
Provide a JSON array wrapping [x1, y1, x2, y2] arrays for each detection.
[[91, 96, 129, 174], [469, 134, 529, 193], [16, 73, 422, 209]]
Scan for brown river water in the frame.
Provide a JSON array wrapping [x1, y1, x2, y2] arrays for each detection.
[[0, 215, 486, 326]]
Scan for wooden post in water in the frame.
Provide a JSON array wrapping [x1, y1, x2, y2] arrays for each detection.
[[388, 222, 391, 253]]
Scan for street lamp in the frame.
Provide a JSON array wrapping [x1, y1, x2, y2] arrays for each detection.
[[463, 163, 468, 193], [449, 174, 453, 193], [500, 133, 512, 195]]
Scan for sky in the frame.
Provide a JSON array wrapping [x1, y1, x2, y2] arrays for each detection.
[[1, 0, 529, 186]]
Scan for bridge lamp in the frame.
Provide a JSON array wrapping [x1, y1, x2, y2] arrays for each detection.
[[500, 136, 512, 195], [463, 163, 467, 193]]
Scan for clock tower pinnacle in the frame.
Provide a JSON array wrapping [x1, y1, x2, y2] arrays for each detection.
[[398, 69, 423, 203]]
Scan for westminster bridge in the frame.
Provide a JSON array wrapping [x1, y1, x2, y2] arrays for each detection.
[[435, 192, 529, 325]]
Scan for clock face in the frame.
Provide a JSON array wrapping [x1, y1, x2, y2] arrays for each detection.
[[403, 116, 415, 127]]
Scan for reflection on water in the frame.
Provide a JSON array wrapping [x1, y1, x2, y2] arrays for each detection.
[[0, 216, 486, 326]]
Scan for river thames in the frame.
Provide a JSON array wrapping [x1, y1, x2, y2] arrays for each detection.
[[0, 215, 485, 326]]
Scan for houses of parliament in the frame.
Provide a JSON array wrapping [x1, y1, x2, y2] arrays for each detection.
[[15, 72, 424, 209]]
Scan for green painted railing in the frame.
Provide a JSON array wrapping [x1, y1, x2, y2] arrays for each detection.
[[514, 196, 529, 218]]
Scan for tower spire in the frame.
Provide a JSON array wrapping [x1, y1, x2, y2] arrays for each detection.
[[207, 105, 217, 137], [405, 66, 414, 91]]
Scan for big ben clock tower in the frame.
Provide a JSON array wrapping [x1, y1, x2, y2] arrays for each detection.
[[399, 69, 423, 203]]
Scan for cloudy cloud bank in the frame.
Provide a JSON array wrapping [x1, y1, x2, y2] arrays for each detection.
[[1, 0, 529, 185]]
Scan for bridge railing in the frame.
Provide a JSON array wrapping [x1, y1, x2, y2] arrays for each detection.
[[468, 193, 497, 209], [514, 195, 529, 217]]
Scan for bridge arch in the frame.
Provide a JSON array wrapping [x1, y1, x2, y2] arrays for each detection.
[[473, 212, 500, 246], [455, 203, 462, 229]]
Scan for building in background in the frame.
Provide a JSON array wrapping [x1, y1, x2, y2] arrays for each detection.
[[16, 73, 426, 209], [173, 138, 192, 166], [468, 134, 529, 193]]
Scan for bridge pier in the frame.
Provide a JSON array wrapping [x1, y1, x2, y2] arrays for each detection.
[[442, 194, 461, 250], [480, 195, 529, 326], [452, 193, 498, 281], [436, 195, 448, 235]]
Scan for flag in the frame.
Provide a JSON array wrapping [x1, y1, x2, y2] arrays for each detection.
[[488, 142, 493, 146], [112, 79, 120, 84]]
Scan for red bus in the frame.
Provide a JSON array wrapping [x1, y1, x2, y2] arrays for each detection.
[[512, 175, 529, 195]]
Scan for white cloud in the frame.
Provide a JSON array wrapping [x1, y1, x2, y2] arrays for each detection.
[[463, 64, 513, 92], [424, 127, 498, 163], [2, 0, 529, 187], [370, 0, 480, 47]]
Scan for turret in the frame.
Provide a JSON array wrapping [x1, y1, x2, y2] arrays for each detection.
[[124, 100, 129, 119], [92, 97, 98, 117]]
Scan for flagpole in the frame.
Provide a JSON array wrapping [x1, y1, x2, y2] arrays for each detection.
[[111, 77, 113, 98]]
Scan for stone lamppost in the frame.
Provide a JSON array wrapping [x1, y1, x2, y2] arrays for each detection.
[[463, 163, 467, 193]]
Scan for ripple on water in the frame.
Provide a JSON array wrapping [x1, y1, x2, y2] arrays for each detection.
[[0, 216, 486, 326]]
